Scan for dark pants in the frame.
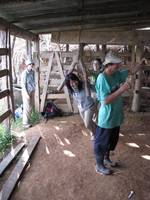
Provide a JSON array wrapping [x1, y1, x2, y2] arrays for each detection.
[[94, 126, 120, 165]]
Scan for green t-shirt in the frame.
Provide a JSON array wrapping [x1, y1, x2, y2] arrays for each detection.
[[95, 70, 128, 128]]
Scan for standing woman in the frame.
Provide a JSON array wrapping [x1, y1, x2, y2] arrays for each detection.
[[90, 58, 103, 99], [65, 71, 97, 140], [94, 52, 131, 175]]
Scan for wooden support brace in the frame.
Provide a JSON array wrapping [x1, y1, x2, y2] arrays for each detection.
[[40, 52, 54, 112], [0, 89, 10, 100], [55, 52, 73, 112], [0, 48, 9, 56], [0, 110, 12, 123], [0, 69, 9, 78], [46, 93, 66, 99]]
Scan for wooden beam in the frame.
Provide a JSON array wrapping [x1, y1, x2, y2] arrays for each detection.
[[0, 17, 38, 41], [46, 93, 67, 99], [32, 25, 130, 34], [13, 10, 140, 24], [40, 52, 54, 112], [0, 69, 9, 78], [131, 44, 144, 112], [0, 135, 41, 200], [0, 110, 11, 123], [55, 52, 73, 112], [26, 40, 32, 58], [0, 89, 10, 100], [52, 30, 150, 45], [0, 143, 25, 176], [0, 48, 9, 56], [26, 14, 150, 31], [8, 32, 15, 120], [33, 39, 40, 112]]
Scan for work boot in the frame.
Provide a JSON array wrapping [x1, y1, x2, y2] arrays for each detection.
[[104, 151, 118, 167], [104, 158, 118, 167], [95, 164, 113, 175]]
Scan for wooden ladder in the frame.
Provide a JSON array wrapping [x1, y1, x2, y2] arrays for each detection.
[[40, 51, 73, 112]]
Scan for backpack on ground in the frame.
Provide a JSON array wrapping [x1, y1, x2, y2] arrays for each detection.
[[41, 101, 62, 120]]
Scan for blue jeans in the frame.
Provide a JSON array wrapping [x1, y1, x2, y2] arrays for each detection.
[[94, 126, 120, 165]]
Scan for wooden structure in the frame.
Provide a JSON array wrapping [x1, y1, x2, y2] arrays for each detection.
[[0, 30, 15, 124], [0, 1, 150, 197], [39, 51, 73, 112], [0, 0, 150, 123]]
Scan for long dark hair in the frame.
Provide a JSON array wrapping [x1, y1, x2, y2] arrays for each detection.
[[65, 73, 83, 94], [95, 58, 102, 66]]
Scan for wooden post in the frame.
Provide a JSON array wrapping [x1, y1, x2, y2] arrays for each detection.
[[96, 44, 100, 52], [131, 44, 143, 112], [26, 40, 32, 59], [102, 44, 107, 61], [33, 39, 40, 112], [8, 30, 15, 121], [11, 36, 17, 83], [79, 43, 84, 58], [66, 44, 69, 52]]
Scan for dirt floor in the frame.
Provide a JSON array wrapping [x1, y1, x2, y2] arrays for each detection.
[[1, 112, 150, 200]]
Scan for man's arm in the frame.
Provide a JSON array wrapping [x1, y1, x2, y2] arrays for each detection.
[[105, 82, 130, 104]]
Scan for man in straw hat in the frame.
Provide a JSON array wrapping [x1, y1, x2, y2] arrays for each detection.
[[21, 58, 35, 129], [94, 51, 131, 175]]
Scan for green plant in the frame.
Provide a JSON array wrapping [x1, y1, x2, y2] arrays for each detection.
[[30, 108, 41, 125], [11, 108, 41, 132], [0, 124, 15, 154]]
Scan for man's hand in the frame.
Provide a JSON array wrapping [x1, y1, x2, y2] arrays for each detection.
[[125, 76, 132, 89], [120, 82, 131, 92]]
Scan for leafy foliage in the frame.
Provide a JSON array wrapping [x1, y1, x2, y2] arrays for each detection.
[[0, 125, 15, 154]]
